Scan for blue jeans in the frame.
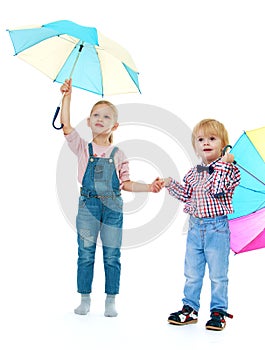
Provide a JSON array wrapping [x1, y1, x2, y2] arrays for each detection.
[[76, 195, 123, 295], [182, 215, 230, 312]]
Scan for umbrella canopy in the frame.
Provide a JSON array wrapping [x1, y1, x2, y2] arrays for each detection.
[[228, 126, 265, 254], [7, 20, 141, 128], [7, 20, 140, 96]]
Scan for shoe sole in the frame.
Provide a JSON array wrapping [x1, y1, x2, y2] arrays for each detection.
[[168, 319, 198, 325], [205, 325, 225, 331]]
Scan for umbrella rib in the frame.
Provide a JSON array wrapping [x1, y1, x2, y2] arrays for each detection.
[[236, 163, 265, 186], [238, 184, 265, 195], [94, 48, 104, 97], [59, 35, 94, 48], [53, 40, 84, 83], [57, 35, 78, 45]]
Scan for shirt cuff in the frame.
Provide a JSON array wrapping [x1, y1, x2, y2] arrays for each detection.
[[64, 128, 76, 141], [165, 177, 173, 188]]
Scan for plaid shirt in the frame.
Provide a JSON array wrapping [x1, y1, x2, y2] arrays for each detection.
[[166, 158, 241, 218]]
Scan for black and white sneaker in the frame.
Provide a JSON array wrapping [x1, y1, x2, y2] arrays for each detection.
[[205, 309, 233, 331], [168, 305, 198, 325]]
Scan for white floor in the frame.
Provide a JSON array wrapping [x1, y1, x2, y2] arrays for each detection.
[[2, 224, 264, 350]]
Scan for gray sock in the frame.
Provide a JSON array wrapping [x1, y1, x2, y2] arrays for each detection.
[[104, 294, 118, 317], [74, 294, 91, 315]]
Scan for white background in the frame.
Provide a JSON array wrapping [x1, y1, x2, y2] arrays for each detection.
[[1, 1, 265, 349]]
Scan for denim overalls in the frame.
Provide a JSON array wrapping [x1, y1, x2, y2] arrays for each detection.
[[76, 143, 123, 295]]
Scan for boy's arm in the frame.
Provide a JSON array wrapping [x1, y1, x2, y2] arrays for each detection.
[[60, 79, 74, 135], [163, 173, 193, 203], [206, 162, 241, 197]]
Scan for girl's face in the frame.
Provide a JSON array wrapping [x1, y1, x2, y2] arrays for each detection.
[[88, 104, 118, 137], [194, 129, 223, 164]]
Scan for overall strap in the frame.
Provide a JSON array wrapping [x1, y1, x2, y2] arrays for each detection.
[[88, 143, 93, 156], [109, 146, 119, 158]]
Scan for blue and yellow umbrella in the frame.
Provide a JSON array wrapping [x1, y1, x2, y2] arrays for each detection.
[[7, 20, 141, 129]]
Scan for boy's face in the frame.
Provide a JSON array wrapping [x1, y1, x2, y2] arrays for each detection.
[[194, 129, 223, 164], [87, 104, 119, 136]]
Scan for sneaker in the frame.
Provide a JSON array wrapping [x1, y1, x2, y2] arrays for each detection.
[[205, 310, 233, 331], [168, 305, 198, 325]]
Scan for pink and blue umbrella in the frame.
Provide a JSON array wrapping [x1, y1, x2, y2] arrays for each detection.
[[228, 126, 265, 254], [7, 20, 141, 129]]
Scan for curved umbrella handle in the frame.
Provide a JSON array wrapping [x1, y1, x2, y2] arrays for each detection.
[[222, 144, 237, 164], [222, 144, 232, 156], [52, 106, 64, 130], [223, 145, 265, 186]]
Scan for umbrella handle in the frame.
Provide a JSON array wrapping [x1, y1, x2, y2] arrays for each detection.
[[222, 145, 237, 164], [222, 144, 232, 155], [52, 106, 64, 130]]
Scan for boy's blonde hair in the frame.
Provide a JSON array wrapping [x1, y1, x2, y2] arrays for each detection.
[[192, 119, 229, 153], [90, 100, 118, 144]]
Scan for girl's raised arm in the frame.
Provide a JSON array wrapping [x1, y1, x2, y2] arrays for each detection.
[[60, 79, 74, 135]]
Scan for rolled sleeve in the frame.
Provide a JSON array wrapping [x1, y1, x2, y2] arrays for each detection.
[[166, 177, 192, 203], [206, 161, 241, 197]]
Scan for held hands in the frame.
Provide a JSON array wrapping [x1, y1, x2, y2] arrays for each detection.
[[149, 177, 165, 193], [161, 177, 171, 187]]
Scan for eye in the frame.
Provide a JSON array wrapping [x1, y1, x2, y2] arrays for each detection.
[[198, 137, 204, 142], [104, 115, 111, 119], [210, 136, 216, 141]]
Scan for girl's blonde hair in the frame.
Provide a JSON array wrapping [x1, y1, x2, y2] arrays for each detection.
[[90, 100, 118, 144], [191, 118, 229, 153]]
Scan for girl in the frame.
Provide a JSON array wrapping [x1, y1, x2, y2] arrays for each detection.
[[163, 119, 240, 331], [60, 79, 163, 317]]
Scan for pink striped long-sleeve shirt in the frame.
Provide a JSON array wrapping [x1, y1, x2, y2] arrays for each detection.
[[65, 129, 130, 187]]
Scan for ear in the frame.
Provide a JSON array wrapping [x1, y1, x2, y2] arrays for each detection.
[[112, 122, 119, 131], [87, 117, 91, 127]]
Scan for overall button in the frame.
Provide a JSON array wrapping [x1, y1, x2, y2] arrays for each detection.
[[90, 158, 94, 162], [109, 159, 113, 163]]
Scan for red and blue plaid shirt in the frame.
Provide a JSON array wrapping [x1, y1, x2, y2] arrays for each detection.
[[166, 158, 241, 218]]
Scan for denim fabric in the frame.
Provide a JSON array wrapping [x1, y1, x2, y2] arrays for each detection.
[[76, 143, 123, 295], [182, 215, 230, 312]]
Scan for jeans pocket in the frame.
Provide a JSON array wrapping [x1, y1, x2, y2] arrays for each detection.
[[213, 220, 229, 234], [94, 164, 104, 180]]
